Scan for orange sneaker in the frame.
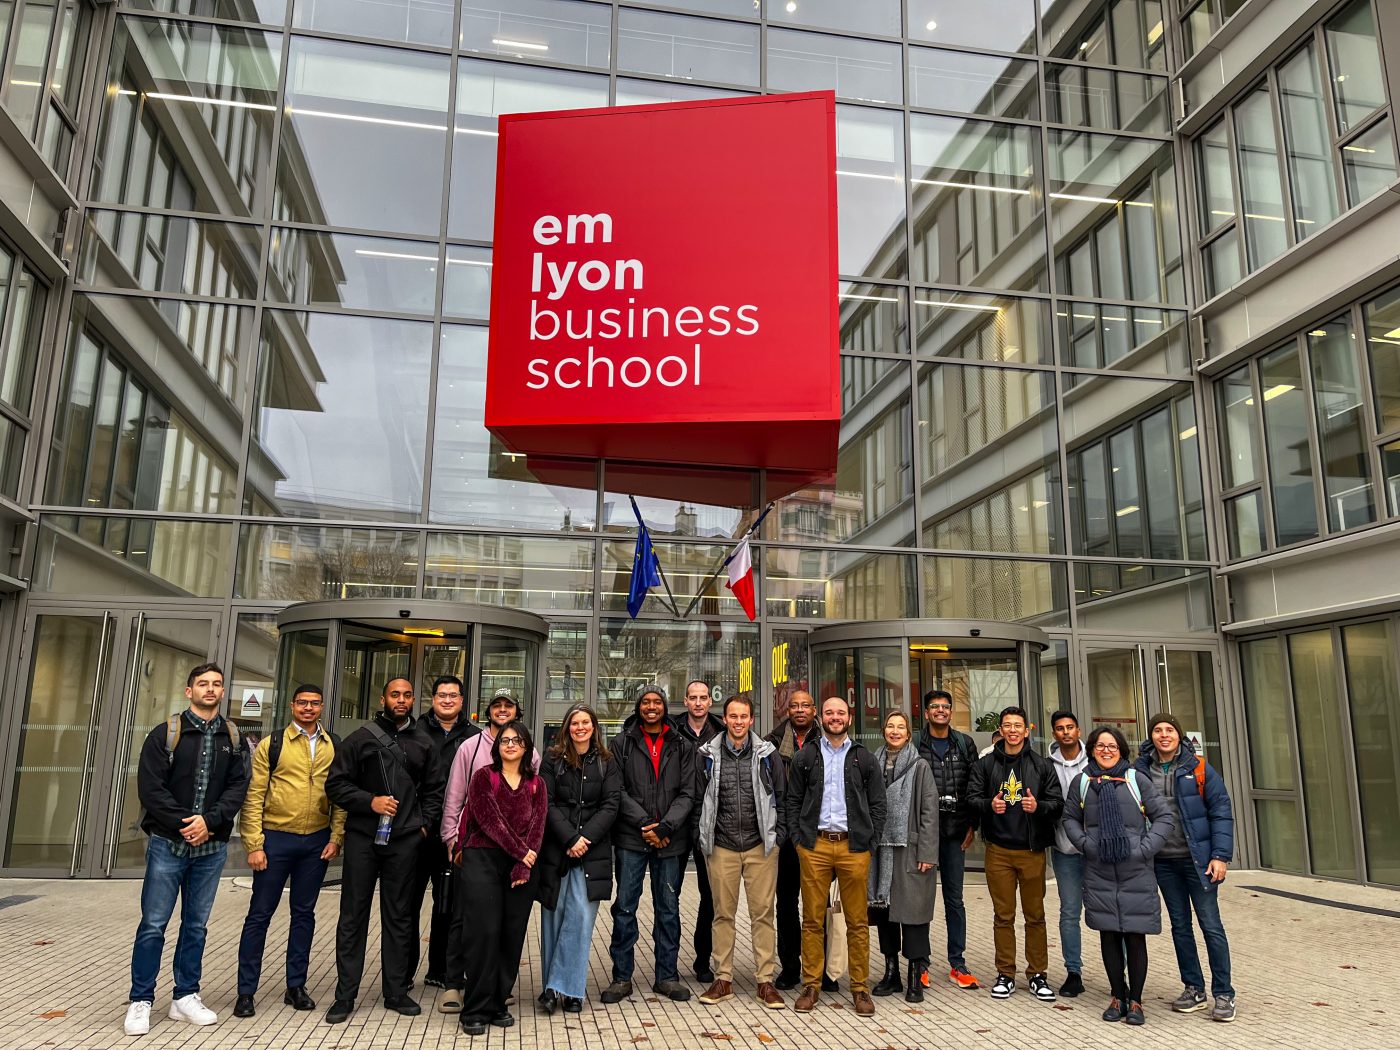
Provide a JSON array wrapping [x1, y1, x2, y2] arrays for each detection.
[[949, 967, 979, 990]]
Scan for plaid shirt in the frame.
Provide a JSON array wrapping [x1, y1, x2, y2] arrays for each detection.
[[169, 711, 225, 859]]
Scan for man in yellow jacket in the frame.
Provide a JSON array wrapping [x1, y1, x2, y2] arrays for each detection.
[[233, 684, 346, 1017]]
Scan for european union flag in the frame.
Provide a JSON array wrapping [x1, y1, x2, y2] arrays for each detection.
[[627, 521, 662, 618]]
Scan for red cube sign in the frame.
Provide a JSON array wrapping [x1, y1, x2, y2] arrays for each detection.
[[485, 91, 839, 476]]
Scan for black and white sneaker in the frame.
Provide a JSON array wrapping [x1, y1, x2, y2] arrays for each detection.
[[990, 975, 1016, 999], [1028, 973, 1056, 1002]]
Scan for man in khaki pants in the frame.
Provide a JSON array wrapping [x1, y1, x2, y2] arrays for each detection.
[[784, 696, 886, 1017], [695, 696, 788, 1009]]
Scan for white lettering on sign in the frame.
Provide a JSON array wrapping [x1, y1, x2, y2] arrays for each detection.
[[521, 211, 760, 391]]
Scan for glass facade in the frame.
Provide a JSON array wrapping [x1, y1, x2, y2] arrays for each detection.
[[0, 0, 1394, 880]]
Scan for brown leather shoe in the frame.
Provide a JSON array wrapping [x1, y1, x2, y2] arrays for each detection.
[[756, 983, 785, 1010], [794, 986, 820, 1013], [698, 979, 733, 1005], [852, 990, 875, 1016]]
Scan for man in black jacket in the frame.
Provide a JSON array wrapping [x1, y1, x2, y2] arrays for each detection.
[[672, 678, 724, 983], [601, 685, 697, 1004], [407, 674, 478, 990], [915, 689, 981, 990], [124, 663, 249, 1037], [764, 689, 817, 988], [966, 705, 1064, 1004], [323, 678, 441, 1024], [785, 696, 886, 1018]]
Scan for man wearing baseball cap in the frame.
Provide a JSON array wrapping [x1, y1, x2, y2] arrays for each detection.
[[1134, 713, 1236, 1023]]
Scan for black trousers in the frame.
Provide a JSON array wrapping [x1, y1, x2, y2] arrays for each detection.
[[409, 836, 453, 980], [677, 841, 714, 968], [457, 847, 536, 1023], [334, 828, 420, 1002], [1100, 931, 1149, 1003], [774, 839, 802, 980], [869, 907, 931, 963]]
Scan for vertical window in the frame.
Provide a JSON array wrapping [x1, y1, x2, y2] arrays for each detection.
[[1343, 620, 1400, 885], [1307, 318, 1375, 531], [1278, 44, 1340, 237], [1260, 343, 1320, 547], [1234, 87, 1288, 269]]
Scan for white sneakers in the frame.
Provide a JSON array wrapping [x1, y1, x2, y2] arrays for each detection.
[[123, 1001, 152, 1036], [169, 993, 218, 1026]]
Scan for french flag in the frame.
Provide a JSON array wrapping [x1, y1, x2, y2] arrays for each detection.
[[725, 535, 757, 621]]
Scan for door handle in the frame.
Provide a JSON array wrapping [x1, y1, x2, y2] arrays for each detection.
[[70, 612, 114, 878], [103, 613, 147, 876]]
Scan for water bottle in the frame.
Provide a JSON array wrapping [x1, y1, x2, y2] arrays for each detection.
[[374, 810, 393, 846]]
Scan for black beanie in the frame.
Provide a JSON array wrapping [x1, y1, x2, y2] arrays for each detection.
[[1148, 711, 1183, 738]]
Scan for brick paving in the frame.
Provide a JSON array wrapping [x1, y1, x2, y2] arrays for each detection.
[[0, 866, 1396, 1049]]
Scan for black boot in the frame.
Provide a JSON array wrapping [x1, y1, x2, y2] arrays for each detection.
[[872, 956, 902, 997], [905, 960, 927, 1003]]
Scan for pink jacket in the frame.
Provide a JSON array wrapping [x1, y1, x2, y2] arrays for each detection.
[[440, 726, 540, 847]]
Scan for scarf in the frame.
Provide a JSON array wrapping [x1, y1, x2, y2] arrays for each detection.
[[776, 720, 811, 764], [868, 744, 919, 907], [1089, 758, 1133, 864]]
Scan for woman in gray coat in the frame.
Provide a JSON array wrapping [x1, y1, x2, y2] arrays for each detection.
[[868, 711, 939, 1003], [1063, 726, 1175, 1026]]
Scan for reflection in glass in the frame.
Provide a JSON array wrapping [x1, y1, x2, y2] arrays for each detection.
[[601, 540, 741, 616], [1260, 343, 1319, 546], [1225, 492, 1265, 559], [460, 0, 611, 67], [94, 18, 281, 219], [1278, 44, 1340, 239], [836, 105, 906, 279], [1343, 620, 1400, 885], [767, 28, 902, 105], [614, 77, 744, 106], [0, 250, 46, 414], [1324, 0, 1388, 133], [424, 534, 594, 610], [1239, 636, 1294, 790], [237, 522, 419, 600], [765, 547, 916, 619], [1083, 645, 1144, 740], [1363, 283, 1400, 439], [429, 326, 599, 530], [10, 1, 64, 134], [767, 0, 899, 36], [34, 514, 236, 597], [1218, 366, 1258, 488], [1288, 629, 1360, 879], [230, 612, 281, 740], [603, 464, 756, 540], [1203, 229, 1241, 298], [1256, 797, 1307, 871], [251, 312, 432, 520], [1234, 87, 1288, 269], [79, 211, 261, 300], [1045, 64, 1167, 134], [125, 0, 287, 21], [913, 291, 1049, 364], [909, 48, 1036, 120], [1197, 120, 1234, 235], [540, 622, 589, 739], [267, 229, 438, 314], [1341, 118, 1399, 207], [908, 0, 1035, 54], [277, 36, 449, 236], [840, 283, 905, 355], [923, 555, 1068, 627], [292, 0, 453, 46], [1307, 319, 1374, 532], [912, 114, 1043, 292], [617, 9, 759, 86], [443, 245, 492, 320], [450, 59, 607, 240]]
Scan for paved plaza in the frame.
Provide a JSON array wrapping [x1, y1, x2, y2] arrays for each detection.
[[0, 866, 1395, 1050]]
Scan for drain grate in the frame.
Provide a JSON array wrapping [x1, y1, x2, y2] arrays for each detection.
[[0, 894, 39, 911]]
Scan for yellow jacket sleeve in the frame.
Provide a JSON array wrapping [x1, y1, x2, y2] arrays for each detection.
[[239, 734, 272, 854]]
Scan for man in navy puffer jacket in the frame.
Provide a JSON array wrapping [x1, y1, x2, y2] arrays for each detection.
[[1135, 713, 1236, 1023]]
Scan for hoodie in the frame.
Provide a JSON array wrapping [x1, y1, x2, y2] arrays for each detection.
[[1048, 741, 1089, 854]]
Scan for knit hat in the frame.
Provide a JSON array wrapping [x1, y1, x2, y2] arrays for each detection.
[[633, 683, 669, 718], [1148, 711, 1183, 738]]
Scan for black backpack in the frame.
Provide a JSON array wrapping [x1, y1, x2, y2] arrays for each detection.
[[267, 725, 341, 774]]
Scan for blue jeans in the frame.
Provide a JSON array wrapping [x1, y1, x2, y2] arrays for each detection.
[[236, 828, 331, 995], [1155, 856, 1233, 998], [541, 866, 601, 999], [129, 836, 228, 1002], [609, 848, 681, 983], [936, 834, 968, 970], [1051, 849, 1085, 975]]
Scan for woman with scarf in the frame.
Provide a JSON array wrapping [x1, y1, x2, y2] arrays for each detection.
[[868, 710, 939, 1002], [1063, 725, 1176, 1026], [535, 705, 622, 1014]]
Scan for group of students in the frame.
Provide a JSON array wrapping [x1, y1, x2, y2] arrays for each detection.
[[120, 663, 1236, 1038]]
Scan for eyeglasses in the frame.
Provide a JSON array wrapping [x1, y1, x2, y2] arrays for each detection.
[[1093, 743, 1120, 753], [434, 691, 461, 700], [928, 703, 952, 711], [292, 698, 323, 707], [498, 736, 524, 748], [1001, 723, 1026, 732]]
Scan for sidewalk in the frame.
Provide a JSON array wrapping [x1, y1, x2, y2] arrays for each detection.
[[0, 866, 1395, 1049]]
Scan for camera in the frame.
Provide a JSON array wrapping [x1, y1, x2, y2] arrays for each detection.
[[939, 795, 958, 814]]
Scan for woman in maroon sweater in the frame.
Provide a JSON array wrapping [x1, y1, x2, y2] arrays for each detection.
[[453, 720, 547, 1035]]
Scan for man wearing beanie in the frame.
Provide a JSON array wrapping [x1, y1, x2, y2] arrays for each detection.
[[1135, 713, 1236, 1023], [602, 685, 698, 1004]]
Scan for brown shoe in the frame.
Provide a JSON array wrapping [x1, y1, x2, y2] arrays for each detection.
[[756, 983, 785, 1010], [794, 986, 820, 1013], [852, 990, 875, 1016], [698, 980, 733, 1005]]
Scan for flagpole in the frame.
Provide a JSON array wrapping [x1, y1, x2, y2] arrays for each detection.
[[630, 496, 681, 617], [679, 500, 776, 620]]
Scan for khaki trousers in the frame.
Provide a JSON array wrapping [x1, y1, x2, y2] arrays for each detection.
[[797, 836, 871, 992], [708, 844, 779, 983], [984, 842, 1048, 979]]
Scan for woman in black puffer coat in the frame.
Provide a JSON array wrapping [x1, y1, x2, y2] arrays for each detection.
[[1063, 725, 1175, 1027], [536, 704, 622, 1014]]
